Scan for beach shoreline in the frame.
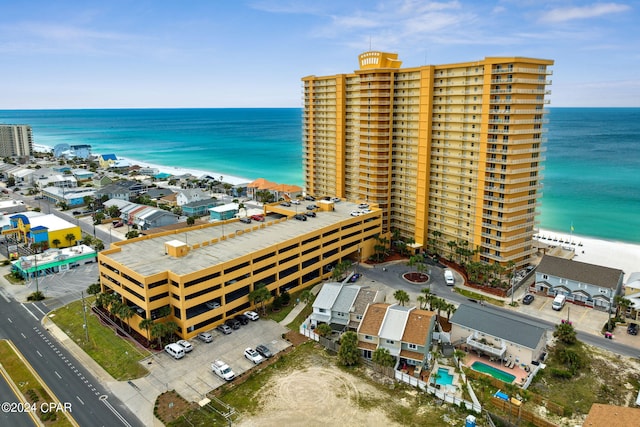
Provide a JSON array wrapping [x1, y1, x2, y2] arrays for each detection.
[[34, 143, 254, 186], [536, 228, 639, 282]]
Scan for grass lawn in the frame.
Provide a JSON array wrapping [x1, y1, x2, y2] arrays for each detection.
[[0, 340, 74, 426], [48, 299, 149, 380], [454, 287, 505, 306]]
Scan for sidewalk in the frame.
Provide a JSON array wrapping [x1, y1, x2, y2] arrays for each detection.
[[279, 283, 322, 326]]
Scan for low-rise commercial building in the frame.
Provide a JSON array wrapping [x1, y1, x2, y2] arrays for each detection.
[[98, 201, 382, 340]]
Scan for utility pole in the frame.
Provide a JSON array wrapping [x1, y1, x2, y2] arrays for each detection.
[[81, 290, 90, 342]]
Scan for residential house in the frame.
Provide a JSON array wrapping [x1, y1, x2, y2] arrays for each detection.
[[98, 154, 118, 169], [70, 168, 94, 182], [621, 272, 640, 321], [310, 281, 384, 331], [182, 199, 220, 217], [35, 171, 77, 189], [104, 199, 179, 230], [145, 188, 174, 201], [449, 304, 547, 367], [247, 178, 302, 202], [41, 186, 96, 207], [534, 255, 624, 311], [357, 303, 436, 371], [209, 203, 239, 220], [96, 180, 147, 202], [92, 175, 113, 189], [175, 189, 211, 207], [0, 199, 27, 215]]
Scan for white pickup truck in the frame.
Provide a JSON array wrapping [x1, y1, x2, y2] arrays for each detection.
[[211, 360, 235, 381]]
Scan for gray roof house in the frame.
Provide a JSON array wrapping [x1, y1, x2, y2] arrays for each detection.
[[534, 255, 624, 311], [449, 304, 547, 366], [310, 282, 383, 331]]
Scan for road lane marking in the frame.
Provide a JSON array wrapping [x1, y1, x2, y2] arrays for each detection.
[[20, 303, 39, 321], [55, 371, 62, 379], [36, 350, 43, 357], [76, 396, 85, 405], [99, 395, 132, 427], [33, 303, 47, 316], [7, 317, 12, 323]]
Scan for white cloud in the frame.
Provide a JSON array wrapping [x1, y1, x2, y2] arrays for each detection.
[[540, 3, 630, 23]]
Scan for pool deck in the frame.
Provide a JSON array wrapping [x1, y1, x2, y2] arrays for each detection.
[[463, 352, 530, 386]]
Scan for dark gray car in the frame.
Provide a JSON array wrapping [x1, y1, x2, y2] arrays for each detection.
[[256, 344, 273, 358]]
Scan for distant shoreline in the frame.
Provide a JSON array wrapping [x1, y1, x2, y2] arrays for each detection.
[[34, 143, 254, 186]]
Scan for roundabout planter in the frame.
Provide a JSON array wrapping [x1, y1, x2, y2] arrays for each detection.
[[403, 272, 429, 284]]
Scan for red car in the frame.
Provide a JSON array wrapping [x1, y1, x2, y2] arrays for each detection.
[[250, 214, 264, 222], [113, 222, 124, 228]]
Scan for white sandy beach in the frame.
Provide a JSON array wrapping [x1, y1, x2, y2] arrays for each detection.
[[536, 228, 640, 283], [116, 156, 252, 186]]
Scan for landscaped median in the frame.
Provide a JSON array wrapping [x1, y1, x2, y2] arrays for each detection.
[[0, 340, 77, 426]]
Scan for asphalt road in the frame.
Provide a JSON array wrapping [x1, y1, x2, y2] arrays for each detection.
[[0, 296, 144, 427], [0, 370, 36, 427]]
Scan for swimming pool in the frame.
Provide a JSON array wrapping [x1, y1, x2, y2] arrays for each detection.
[[435, 367, 454, 386], [471, 361, 516, 383]]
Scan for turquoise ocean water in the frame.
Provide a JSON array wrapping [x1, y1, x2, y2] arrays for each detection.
[[0, 108, 638, 243]]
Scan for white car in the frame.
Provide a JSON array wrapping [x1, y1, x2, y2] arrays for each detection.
[[244, 310, 259, 321], [330, 197, 340, 202], [350, 210, 363, 217], [211, 360, 235, 381], [244, 348, 265, 364], [176, 339, 193, 352], [358, 203, 369, 209], [291, 200, 301, 205]]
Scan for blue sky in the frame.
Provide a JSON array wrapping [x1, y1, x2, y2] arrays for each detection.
[[1, 0, 638, 109]]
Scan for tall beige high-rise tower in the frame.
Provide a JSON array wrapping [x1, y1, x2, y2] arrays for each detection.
[[302, 51, 553, 267], [0, 125, 33, 158]]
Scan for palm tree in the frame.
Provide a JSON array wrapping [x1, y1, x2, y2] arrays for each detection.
[[553, 321, 577, 345], [151, 323, 166, 348], [445, 302, 456, 319], [52, 238, 61, 248], [249, 284, 272, 315], [118, 304, 135, 332], [417, 295, 427, 310], [300, 289, 314, 305], [139, 318, 154, 341], [446, 240, 457, 262], [393, 289, 410, 306], [163, 321, 179, 342], [65, 233, 76, 247]]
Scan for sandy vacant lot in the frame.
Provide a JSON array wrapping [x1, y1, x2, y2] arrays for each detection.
[[236, 364, 403, 427]]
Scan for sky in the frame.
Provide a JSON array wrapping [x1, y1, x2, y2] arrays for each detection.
[[1, 0, 638, 109]]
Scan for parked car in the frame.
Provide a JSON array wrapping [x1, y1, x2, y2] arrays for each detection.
[[304, 195, 316, 201], [522, 294, 535, 305], [250, 214, 265, 222], [294, 214, 307, 221], [197, 332, 213, 343], [330, 197, 341, 203], [225, 318, 241, 330], [358, 203, 369, 209], [628, 323, 638, 335], [280, 201, 291, 207], [239, 217, 251, 224], [206, 301, 220, 310], [164, 343, 185, 359], [348, 273, 361, 283], [350, 210, 363, 217], [211, 360, 235, 381], [244, 311, 259, 321], [306, 204, 318, 210], [113, 222, 124, 228], [244, 348, 265, 364], [176, 339, 193, 352], [234, 314, 249, 325], [255, 344, 273, 359], [291, 200, 300, 205], [72, 210, 81, 215], [304, 211, 316, 217], [216, 324, 232, 335]]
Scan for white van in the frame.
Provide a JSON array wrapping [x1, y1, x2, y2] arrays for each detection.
[[552, 294, 566, 311], [444, 269, 455, 286], [164, 343, 185, 359]]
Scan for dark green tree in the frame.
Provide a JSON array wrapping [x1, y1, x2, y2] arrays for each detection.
[[338, 331, 360, 366]]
